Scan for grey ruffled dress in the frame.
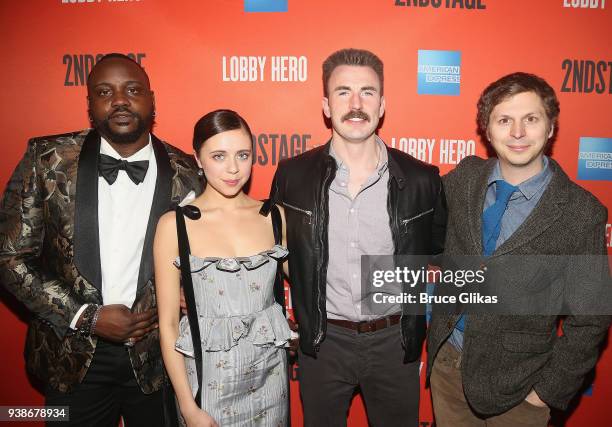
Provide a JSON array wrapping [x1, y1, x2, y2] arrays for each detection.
[[175, 244, 292, 426]]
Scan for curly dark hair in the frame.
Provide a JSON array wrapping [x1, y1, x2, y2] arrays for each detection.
[[477, 72, 560, 138]]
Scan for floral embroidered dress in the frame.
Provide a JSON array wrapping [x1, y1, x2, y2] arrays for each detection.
[[175, 245, 292, 426]]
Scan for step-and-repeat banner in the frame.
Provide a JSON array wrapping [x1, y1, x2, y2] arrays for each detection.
[[1, 1, 610, 426]]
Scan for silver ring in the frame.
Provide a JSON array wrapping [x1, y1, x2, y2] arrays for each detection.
[[124, 338, 135, 347]]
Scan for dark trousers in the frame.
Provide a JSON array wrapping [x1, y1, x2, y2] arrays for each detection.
[[430, 341, 550, 427], [298, 322, 420, 427], [46, 339, 164, 427]]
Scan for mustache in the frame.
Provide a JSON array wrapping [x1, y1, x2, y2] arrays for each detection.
[[108, 106, 136, 119], [341, 110, 370, 122]]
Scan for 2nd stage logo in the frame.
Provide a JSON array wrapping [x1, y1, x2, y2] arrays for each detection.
[[252, 133, 311, 166], [561, 59, 612, 93], [395, 0, 486, 8], [63, 53, 146, 86]]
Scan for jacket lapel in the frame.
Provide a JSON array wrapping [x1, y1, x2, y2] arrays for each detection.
[[492, 159, 568, 257], [136, 135, 173, 291], [466, 158, 495, 254], [74, 129, 102, 292], [386, 147, 407, 190]]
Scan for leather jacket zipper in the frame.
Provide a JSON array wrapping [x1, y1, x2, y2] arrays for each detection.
[[282, 202, 313, 218], [314, 159, 336, 348], [401, 208, 434, 225], [388, 176, 406, 348]]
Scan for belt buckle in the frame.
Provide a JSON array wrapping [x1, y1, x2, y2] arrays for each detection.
[[357, 320, 372, 334], [359, 316, 393, 334]]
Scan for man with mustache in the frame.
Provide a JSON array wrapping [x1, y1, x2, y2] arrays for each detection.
[[267, 48, 446, 426], [0, 53, 201, 426]]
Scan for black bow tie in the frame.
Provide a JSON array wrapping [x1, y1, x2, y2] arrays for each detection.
[[98, 153, 149, 185]]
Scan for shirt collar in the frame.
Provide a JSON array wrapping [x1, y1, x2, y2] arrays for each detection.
[[329, 136, 389, 176], [488, 156, 551, 200], [100, 135, 153, 162]]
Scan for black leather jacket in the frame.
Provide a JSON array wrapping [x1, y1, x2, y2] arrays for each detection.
[[267, 141, 447, 361]]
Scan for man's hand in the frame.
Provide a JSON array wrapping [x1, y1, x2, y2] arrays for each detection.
[[88, 304, 158, 343], [525, 389, 548, 408]]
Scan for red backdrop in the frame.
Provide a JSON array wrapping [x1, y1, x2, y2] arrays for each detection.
[[1, 1, 611, 425]]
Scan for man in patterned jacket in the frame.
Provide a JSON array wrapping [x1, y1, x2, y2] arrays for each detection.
[[0, 54, 201, 426]]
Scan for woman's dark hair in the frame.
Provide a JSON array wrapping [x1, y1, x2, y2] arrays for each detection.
[[192, 109, 253, 153]]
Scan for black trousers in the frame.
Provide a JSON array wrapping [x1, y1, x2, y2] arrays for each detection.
[[46, 339, 164, 427], [298, 322, 420, 427]]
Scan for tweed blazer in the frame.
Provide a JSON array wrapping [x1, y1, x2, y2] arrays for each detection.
[[0, 129, 201, 393], [427, 155, 610, 415]]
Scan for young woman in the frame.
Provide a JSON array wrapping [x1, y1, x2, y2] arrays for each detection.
[[154, 110, 291, 427]]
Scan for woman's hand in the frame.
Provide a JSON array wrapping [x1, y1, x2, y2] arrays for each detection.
[[287, 318, 299, 358], [183, 405, 219, 427]]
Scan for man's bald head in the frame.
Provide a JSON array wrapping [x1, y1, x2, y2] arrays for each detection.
[[87, 54, 150, 91], [86, 53, 155, 147]]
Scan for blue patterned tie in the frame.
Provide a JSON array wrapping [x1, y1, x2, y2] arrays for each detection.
[[455, 180, 518, 333], [481, 180, 518, 257]]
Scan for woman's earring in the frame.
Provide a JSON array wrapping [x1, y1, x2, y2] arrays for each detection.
[[197, 168, 204, 177]]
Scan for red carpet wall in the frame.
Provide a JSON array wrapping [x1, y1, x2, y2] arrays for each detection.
[[1, 1, 611, 425]]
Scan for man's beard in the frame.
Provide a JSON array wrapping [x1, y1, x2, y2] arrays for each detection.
[[94, 109, 152, 144]]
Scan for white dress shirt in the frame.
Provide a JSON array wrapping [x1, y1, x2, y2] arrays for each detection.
[[70, 136, 157, 328]]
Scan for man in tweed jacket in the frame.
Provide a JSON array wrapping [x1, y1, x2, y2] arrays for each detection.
[[427, 72, 610, 426], [0, 54, 201, 426]]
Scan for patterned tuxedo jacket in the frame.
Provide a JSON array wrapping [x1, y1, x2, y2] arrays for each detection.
[[0, 129, 201, 393]]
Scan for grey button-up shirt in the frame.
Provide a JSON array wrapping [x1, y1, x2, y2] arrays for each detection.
[[326, 137, 399, 321]]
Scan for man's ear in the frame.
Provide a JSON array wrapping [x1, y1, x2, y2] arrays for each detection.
[[322, 97, 331, 119], [86, 96, 92, 122], [379, 95, 386, 118], [547, 123, 554, 139]]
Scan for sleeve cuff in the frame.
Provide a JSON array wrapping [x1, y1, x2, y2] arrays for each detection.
[[69, 304, 89, 330]]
